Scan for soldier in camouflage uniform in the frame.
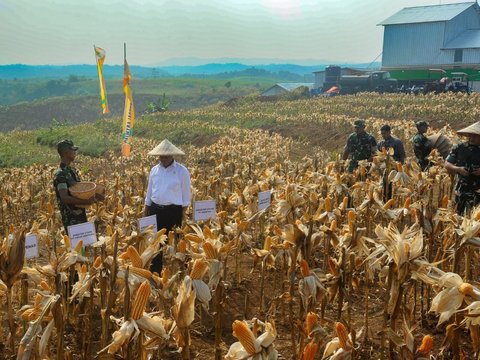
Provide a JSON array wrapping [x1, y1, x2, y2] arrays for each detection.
[[412, 120, 433, 171], [342, 119, 377, 173], [445, 122, 480, 215], [53, 140, 95, 231]]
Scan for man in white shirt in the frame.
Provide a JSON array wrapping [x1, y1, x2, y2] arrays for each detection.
[[144, 139, 191, 273]]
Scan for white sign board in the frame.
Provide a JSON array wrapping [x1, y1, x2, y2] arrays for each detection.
[[258, 190, 272, 211], [67, 222, 97, 249], [193, 200, 217, 221], [138, 215, 158, 234], [25, 233, 39, 259]]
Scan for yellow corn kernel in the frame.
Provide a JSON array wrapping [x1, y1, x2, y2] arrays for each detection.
[[127, 246, 143, 268], [403, 197, 411, 209], [232, 320, 257, 355], [131, 281, 151, 320]]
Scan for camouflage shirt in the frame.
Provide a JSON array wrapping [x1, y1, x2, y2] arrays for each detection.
[[446, 142, 480, 192], [345, 132, 377, 171], [411, 133, 433, 168], [53, 163, 87, 230]]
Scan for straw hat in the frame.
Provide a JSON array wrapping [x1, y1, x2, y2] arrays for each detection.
[[148, 139, 185, 156], [457, 121, 480, 136]]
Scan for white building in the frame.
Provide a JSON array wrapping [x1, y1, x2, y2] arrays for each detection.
[[261, 83, 314, 97], [378, 2, 480, 89]]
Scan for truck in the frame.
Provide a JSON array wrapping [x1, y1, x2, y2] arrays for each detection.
[[322, 66, 398, 94], [338, 71, 397, 94]]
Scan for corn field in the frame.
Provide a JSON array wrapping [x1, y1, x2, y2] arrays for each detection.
[[1, 93, 480, 359]]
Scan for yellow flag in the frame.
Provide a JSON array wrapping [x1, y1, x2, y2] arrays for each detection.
[[94, 46, 109, 114], [122, 59, 135, 156]]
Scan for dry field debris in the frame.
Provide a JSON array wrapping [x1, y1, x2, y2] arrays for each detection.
[[1, 93, 480, 359]]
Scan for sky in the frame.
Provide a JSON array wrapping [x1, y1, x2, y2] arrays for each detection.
[[0, 0, 473, 66]]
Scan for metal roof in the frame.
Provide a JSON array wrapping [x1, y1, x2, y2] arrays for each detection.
[[443, 29, 480, 49], [378, 2, 476, 26], [276, 83, 314, 91]]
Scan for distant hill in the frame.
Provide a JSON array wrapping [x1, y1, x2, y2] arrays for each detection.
[[0, 62, 380, 79]]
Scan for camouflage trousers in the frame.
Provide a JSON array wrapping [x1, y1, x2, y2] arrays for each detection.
[[455, 191, 480, 216]]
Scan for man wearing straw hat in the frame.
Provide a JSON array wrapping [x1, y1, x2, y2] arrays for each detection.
[[53, 140, 96, 232], [144, 139, 191, 273], [445, 122, 480, 215]]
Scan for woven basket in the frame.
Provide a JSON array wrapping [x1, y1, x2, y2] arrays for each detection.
[[70, 182, 97, 200]]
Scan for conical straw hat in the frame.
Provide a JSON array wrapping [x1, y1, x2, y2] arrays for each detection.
[[148, 139, 185, 156], [457, 121, 480, 136]]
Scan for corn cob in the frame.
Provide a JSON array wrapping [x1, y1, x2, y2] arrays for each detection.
[[459, 282, 475, 297], [129, 267, 153, 279], [203, 242, 217, 259], [263, 236, 272, 251], [300, 259, 310, 277], [177, 239, 188, 253], [305, 311, 318, 335], [74, 240, 83, 253], [417, 334, 433, 355], [131, 281, 151, 320], [403, 197, 411, 209], [190, 258, 209, 280], [63, 235, 71, 249], [93, 256, 102, 269], [325, 197, 332, 212], [383, 199, 395, 210], [330, 219, 337, 232], [232, 320, 257, 355], [185, 233, 203, 243], [302, 341, 318, 360], [335, 322, 350, 349], [127, 245, 143, 268], [39, 281, 51, 292]]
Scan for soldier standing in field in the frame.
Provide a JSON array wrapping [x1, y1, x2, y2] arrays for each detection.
[[412, 120, 433, 171], [444, 122, 480, 215], [342, 119, 377, 173], [53, 140, 95, 232]]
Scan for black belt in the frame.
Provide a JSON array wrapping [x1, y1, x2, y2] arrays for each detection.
[[151, 203, 182, 209]]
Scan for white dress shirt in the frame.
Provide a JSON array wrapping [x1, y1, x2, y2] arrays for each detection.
[[145, 161, 191, 207]]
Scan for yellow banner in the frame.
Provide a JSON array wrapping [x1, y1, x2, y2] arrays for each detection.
[[122, 59, 135, 156], [94, 46, 109, 114]]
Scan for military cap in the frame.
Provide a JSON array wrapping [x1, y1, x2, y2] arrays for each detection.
[[57, 139, 78, 152], [415, 120, 429, 128], [354, 119, 366, 128]]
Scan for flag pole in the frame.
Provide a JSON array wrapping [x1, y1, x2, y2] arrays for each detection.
[[93, 45, 103, 120]]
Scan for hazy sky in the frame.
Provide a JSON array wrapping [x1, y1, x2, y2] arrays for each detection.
[[0, 0, 472, 65]]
